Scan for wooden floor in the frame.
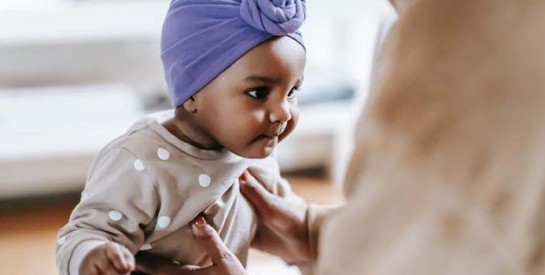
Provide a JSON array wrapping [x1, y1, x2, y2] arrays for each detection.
[[0, 176, 342, 275]]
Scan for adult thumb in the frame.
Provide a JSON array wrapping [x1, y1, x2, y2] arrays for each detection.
[[192, 216, 233, 265], [191, 216, 248, 275]]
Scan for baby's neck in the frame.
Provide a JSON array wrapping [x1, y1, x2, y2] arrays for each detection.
[[163, 117, 222, 151]]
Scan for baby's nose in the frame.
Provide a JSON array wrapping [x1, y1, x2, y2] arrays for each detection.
[[269, 100, 292, 123]]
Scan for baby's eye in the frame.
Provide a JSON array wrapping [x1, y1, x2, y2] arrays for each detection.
[[247, 87, 270, 100], [287, 86, 300, 99]]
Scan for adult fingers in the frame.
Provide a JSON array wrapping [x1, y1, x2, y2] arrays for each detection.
[[240, 169, 279, 219], [136, 256, 214, 275], [192, 216, 247, 275], [192, 216, 233, 264], [137, 218, 245, 275]]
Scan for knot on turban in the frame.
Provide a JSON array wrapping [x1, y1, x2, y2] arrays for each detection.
[[240, 0, 306, 35], [161, 0, 306, 107]]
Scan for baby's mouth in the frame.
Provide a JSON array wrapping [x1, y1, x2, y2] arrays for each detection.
[[257, 134, 277, 141], [256, 135, 277, 147], [264, 125, 286, 138], [255, 124, 286, 145], [257, 133, 278, 144]]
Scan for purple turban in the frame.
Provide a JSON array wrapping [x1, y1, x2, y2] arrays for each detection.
[[160, 0, 307, 107]]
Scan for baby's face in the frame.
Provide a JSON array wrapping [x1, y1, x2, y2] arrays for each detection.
[[191, 36, 306, 158]]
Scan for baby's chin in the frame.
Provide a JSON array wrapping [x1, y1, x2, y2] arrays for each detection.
[[231, 141, 277, 159]]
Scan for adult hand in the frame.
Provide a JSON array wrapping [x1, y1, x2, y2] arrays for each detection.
[[240, 169, 312, 264], [135, 216, 247, 275]]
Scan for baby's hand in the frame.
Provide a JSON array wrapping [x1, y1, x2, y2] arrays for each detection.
[[79, 243, 135, 275]]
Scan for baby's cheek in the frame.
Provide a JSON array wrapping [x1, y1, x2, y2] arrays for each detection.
[[251, 109, 268, 123], [290, 104, 300, 124], [280, 109, 299, 142]]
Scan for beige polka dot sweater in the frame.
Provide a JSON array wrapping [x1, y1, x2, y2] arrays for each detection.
[[56, 111, 300, 275]]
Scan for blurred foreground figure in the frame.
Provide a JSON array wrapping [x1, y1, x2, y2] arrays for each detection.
[[319, 0, 545, 274]]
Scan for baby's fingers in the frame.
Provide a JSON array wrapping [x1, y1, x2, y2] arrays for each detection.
[[106, 243, 135, 274]]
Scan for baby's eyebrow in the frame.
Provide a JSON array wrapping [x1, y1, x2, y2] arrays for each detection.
[[245, 75, 304, 87], [244, 75, 281, 84], [296, 76, 305, 86]]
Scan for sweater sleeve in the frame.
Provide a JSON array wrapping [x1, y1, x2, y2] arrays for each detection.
[[55, 147, 159, 275], [306, 204, 337, 259]]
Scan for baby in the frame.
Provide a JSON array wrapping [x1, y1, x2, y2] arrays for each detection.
[[56, 0, 307, 274]]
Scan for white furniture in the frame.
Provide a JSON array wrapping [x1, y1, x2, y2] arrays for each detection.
[[0, 83, 359, 199], [0, 84, 143, 198]]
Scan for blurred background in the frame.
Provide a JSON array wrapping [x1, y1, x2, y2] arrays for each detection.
[[0, 0, 394, 274]]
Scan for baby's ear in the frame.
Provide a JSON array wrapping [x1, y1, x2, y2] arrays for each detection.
[[182, 96, 198, 113]]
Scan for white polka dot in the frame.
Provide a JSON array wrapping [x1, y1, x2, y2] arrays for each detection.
[[139, 244, 152, 251], [199, 174, 211, 187], [157, 216, 171, 228], [108, 210, 123, 221], [57, 236, 66, 245], [157, 148, 170, 160], [133, 159, 145, 171]]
